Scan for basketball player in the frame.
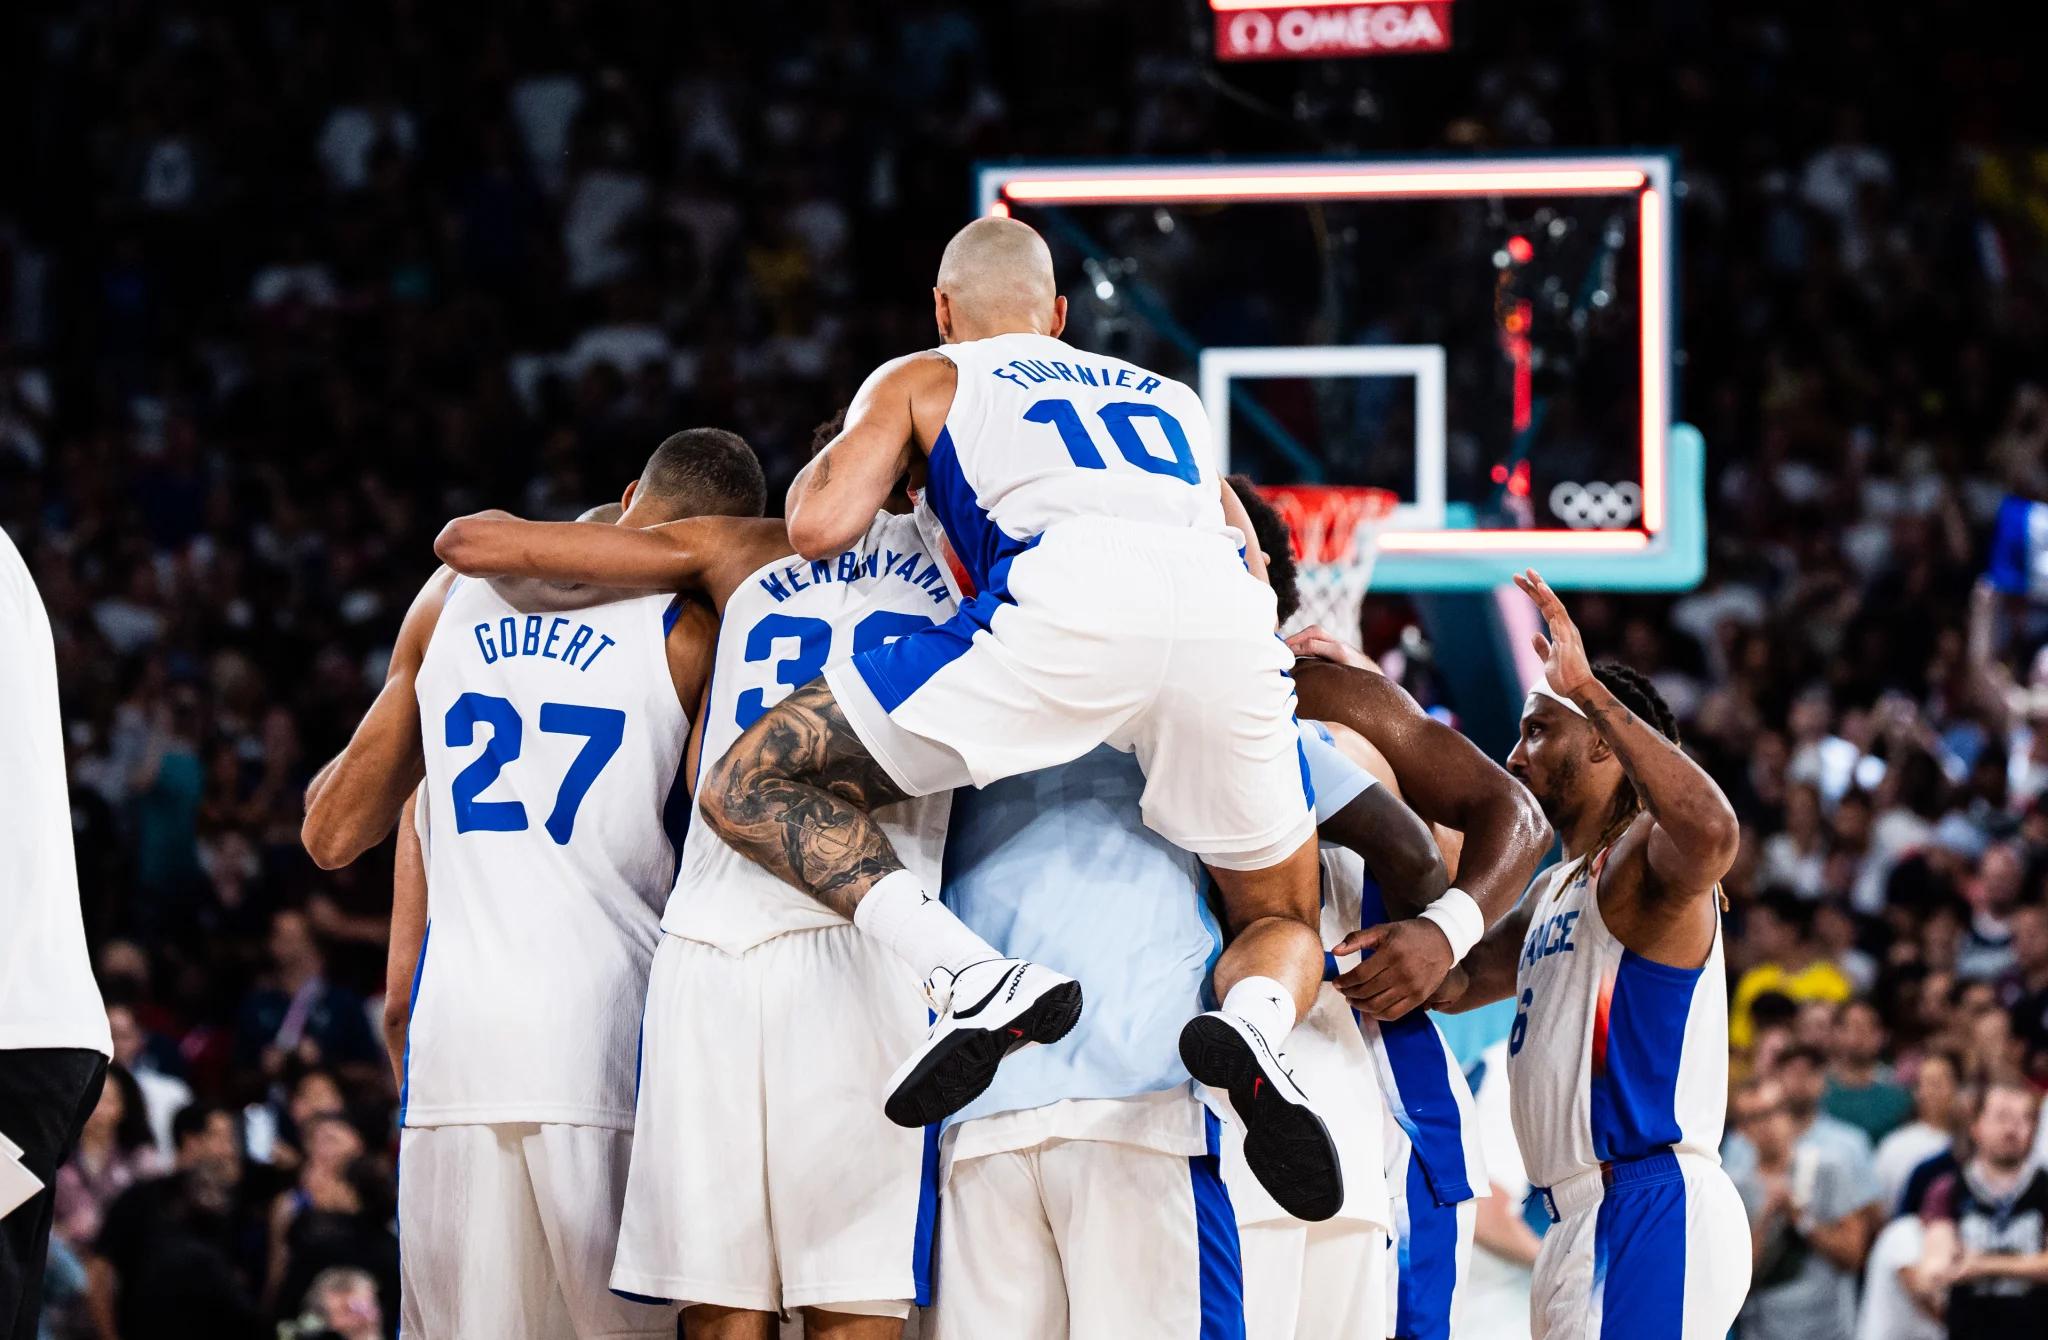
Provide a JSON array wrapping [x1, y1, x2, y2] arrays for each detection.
[[926, 478, 1442, 1337], [1432, 570, 1750, 1340], [1250, 546, 1552, 1340], [430, 420, 957, 1337], [299, 429, 763, 1339], [699, 217, 1437, 1219]]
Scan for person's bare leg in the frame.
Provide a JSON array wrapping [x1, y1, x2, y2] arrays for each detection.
[[1206, 835, 1326, 1019], [1181, 833, 1343, 1223], [684, 1304, 776, 1340], [802, 1307, 904, 1339]]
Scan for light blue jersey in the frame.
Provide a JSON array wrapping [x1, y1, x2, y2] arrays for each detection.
[[942, 723, 1375, 1125], [942, 744, 1214, 1122]]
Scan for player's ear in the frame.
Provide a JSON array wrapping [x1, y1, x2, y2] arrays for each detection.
[[1048, 294, 1068, 339], [619, 479, 638, 516], [933, 287, 953, 343]]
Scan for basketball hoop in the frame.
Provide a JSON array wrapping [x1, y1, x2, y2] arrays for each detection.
[[1257, 484, 1399, 643]]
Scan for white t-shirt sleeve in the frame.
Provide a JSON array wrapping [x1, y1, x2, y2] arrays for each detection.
[[1299, 719, 1377, 823]]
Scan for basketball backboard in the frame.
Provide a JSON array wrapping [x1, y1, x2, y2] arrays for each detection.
[[972, 155, 1703, 592]]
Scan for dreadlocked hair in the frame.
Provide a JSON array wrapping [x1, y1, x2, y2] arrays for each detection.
[[1592, 661, 1680, 744]]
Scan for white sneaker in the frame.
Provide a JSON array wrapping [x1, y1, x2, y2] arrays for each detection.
[[1179, 1010, 1344, 1222], [883, 958, 1083, 1128]]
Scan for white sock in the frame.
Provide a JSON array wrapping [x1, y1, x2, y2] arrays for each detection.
[[1222, 976, 1298, 1046], [853, 869, 1005, 980]]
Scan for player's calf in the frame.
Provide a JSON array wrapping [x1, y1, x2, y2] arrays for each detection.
[[1187, 838, 1344, 1221]]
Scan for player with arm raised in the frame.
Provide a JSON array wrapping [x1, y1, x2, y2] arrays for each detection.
[[1433, 570, 1750, 1340], [299, 432, 759, 1340], [694, 217, 1341, 1218], [434, 417, 961, 1338]]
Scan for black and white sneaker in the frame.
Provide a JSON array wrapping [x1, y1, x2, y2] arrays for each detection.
[[883, 958, 1083, 1128], [1179, 1010, 1344, 1222]]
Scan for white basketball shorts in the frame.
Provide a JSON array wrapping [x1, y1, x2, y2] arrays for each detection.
[[829, 517, 1315, 870], [931, 1122, 1244, 1340], [1527, 1151, 1749, 1340], [609, 927, 936, 1316], [1240, 1218, 1389, 1340], [397, 1122, 672, 1340]]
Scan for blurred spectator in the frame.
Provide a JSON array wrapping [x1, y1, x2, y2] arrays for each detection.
[[261, 1115, 396, 1331], [234, 911, 380, 1092], [2002, 905, 2048, 1080], [1734, 1075, 1868, 1340], [1734, 894, 1855, 1049], [1762, 785, 1829, 898], [1815, 899, 1878, 994], [288, 1266, 384, 1340], [1824, 1000, 1914, 1144], [1956, 843, 2024, 982], [89, 1102, 262, 1340], [103, 1006, 189, 1160], [1872, 1052, 1963, 1217], [1910, 1084, 2048, 1333], [51, 1065, 164, 1251]]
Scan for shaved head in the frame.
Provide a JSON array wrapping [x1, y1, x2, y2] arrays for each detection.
[[934, 217, 1063, 342]]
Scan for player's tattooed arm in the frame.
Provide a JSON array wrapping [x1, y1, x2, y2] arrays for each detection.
[[1516, 569, 1739, 902], [302, 568, 450, 869], [699, 679, 914, 919], [786, 352, 952, 558]]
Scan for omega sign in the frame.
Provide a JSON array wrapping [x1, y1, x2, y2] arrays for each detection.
[[1214, 1, 1453, 62]]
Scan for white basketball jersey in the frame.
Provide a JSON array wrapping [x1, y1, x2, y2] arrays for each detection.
[[662, 510, 955, 954], [1506, 851, 1729, 1190], [407, 577, 687, 1129], [932, 333, 1225, 590]]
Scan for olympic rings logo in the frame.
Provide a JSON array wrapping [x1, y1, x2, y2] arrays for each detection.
[[1547, 481, 1642, 529]]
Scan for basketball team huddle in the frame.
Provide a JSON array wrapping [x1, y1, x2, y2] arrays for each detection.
[[300, 218, 1751, 1340]]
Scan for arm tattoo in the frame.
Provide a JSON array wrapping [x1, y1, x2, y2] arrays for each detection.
[[701, 678, 914, 920]]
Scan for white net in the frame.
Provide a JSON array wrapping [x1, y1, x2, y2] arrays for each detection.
[[1258, 485, 1399, 643]]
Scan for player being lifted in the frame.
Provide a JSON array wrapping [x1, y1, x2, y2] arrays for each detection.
[[694, 216, 1389, 1217], [1433, 571, 1750, 1339]]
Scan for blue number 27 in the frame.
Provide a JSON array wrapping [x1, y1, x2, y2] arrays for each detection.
[[444, 693, 625, 844], [1023, 398, 1201, 485]]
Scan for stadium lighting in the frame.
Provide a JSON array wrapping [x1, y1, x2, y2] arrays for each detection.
[[997, 167, 1647, 205]]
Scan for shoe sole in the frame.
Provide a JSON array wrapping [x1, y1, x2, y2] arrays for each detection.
[[1179, 1013, 1344, 1222], [883, 980, 1085, 1128]]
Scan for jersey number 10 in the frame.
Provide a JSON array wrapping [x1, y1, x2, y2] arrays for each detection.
[[1022, 398, 1201, 485], [443, 695, 624, 845]]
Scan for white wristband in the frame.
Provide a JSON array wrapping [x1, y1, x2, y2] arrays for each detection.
[[1417, 887, 1485, 963]]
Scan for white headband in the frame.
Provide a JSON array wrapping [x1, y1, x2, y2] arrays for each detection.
[[1524, 682, 1587, 719]]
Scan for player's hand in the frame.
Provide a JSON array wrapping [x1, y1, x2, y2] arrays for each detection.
[[1513, 569, 1594, 698], [1329, 919, 1455, 1020], [1284, 625, 1381, 673]]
